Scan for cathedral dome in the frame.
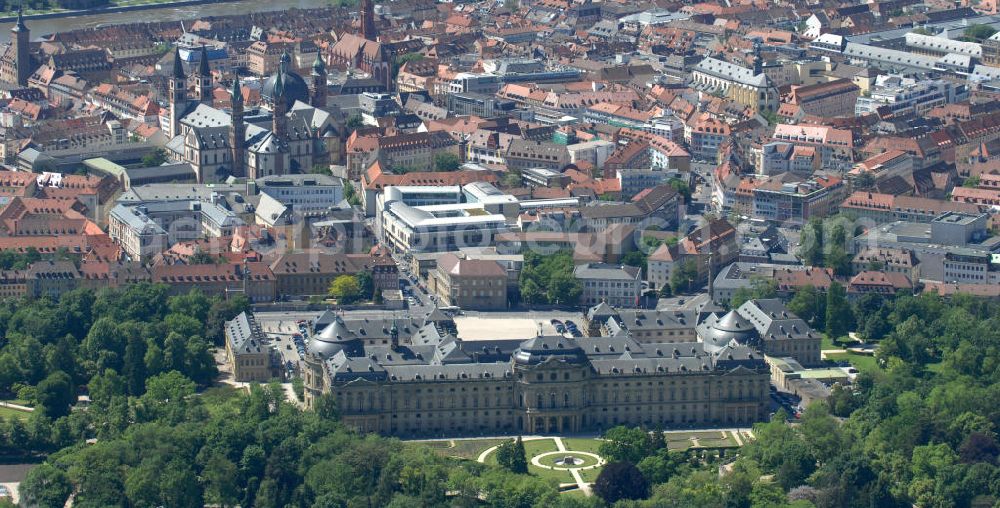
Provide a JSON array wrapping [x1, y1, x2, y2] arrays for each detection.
[[261, 53, 310, 109], [307, 316, 360, 359], [702, 310, 758, 350]]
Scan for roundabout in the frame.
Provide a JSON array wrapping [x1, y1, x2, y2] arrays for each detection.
[[532, 450, 604, 471]]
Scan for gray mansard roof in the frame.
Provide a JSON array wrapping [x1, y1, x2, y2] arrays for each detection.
[[314, 310, 767, 386], [692, 57, 770, 87], [225, 312, 267, 355], [736, 299, 818, 342]]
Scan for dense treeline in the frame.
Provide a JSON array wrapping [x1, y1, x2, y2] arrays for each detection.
[[0, 284, 247, 455], [19, 383, 593, 508], [596, 292, 1000, 507]]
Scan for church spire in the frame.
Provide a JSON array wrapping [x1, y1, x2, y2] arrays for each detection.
[[229, 74, 245, 178], [311, 53, 327, 108], [13, 2, 27, 33], [196, 44, 212, 105], [231, 74, 242, 106], [273, 67, 284, 99], [172, 46, 185, 79], [168, 45, 186, 139], [198, 44, 210, 76], [360, 0, 377, 41]]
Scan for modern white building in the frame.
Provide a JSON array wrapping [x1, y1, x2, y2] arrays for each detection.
[[855, 75, 968, 116], [378, 185, 512, 254], [256, 174, 344, 216]]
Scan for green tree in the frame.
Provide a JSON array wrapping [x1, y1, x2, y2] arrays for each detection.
[[310, 164, 332, 176], [36, 370, 74, 418], [342, 180, 362, 206], [668, 177, 692, 204], [594, 461, 648, 503], [19, 463, 73, 508], [670, 259, 699, 294], [356, 270, 374, 299], [141, 148, 167, 167], [826, 224, 852, 276], [825, 281, 851, 338], [761, 108, 779, 126], [963, 24, 997, 41], [328, 275, 363, 304], [187, 250, 223, 265], [519, 250, 581, 305], [599, 426, 651, 464], [800, 218, 824, 266], [546, 272, 582, 306], [346, 114, 364, 131], [787, 284, 825, 328], [730, 276, 777, 309], [433, 152, 461, 172], [391, 52, 425, 79], [621, 250, 648, 274], [495, 437, 528, 474], [204, 453, 240, 507], [501, 169, 522, 188], [314, 392, 340, 420]]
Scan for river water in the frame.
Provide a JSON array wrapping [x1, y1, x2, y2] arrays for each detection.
[[0, 0, 332, 43]]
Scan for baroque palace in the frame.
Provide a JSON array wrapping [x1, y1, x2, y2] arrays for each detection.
[[296, 305, 771, 436]]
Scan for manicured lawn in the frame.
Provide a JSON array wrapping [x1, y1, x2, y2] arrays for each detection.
[[667, 440, 692, 450], [579, 466, 602, 483], [418, 441, 452, 449], [522, 437, 559, 456], [0, 406, 31, 420], [677, 431, 725, 440], [530, 465, 575, 484], [826, 352, 879, 373], [446, 439, 506, 460], [562, 438, 603, 454], [696, 437, 738, 448]]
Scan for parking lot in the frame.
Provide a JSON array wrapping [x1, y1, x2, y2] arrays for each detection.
[[259, 317, 315, 375]]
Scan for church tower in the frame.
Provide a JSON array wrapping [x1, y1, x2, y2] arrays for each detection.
[[196, 45, 213, 105], [168, 46, 187, 139], [11, 4, 30, 86], [311, 53, 327, 109], [271, 56, 288, 177], [272, 53, 289, 139], [360, 0, 377, 41], [751, 38, 763, 76], [229, 75, 245, 177]]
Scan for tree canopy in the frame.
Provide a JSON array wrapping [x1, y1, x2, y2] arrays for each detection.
[[519, 250, 581, 305]]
